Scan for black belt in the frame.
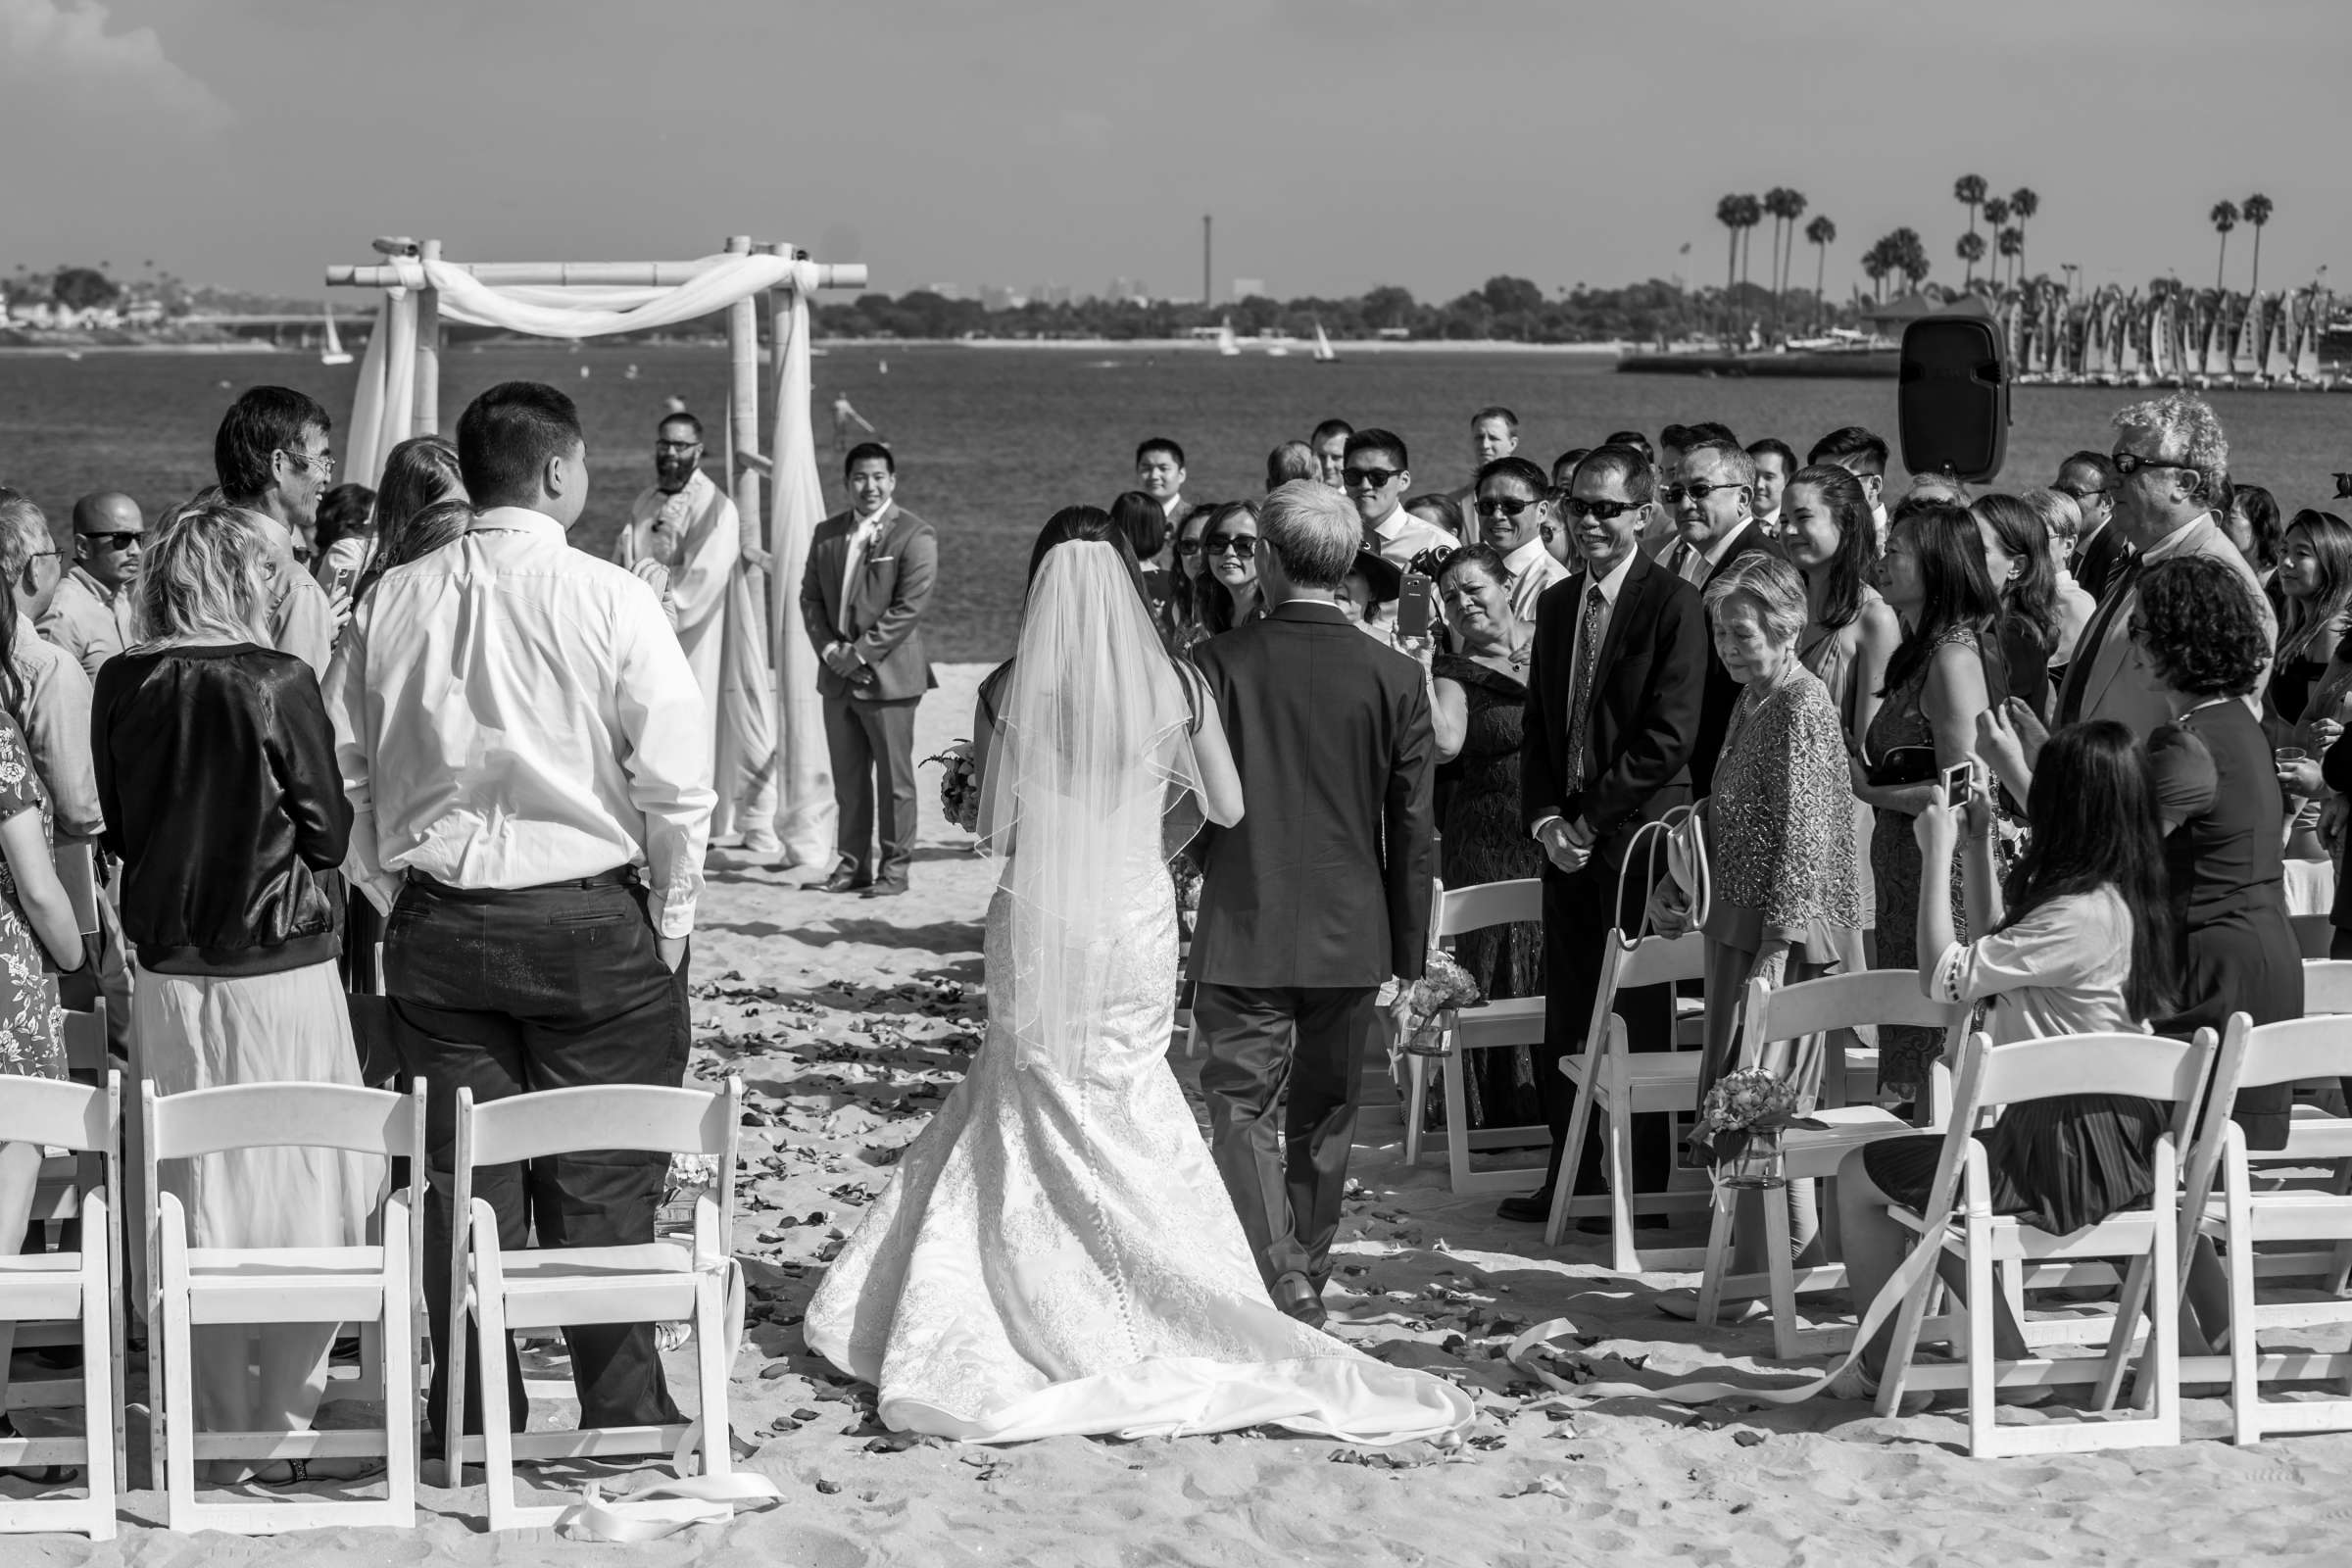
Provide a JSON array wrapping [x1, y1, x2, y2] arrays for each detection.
[[405, 865, 638, 893]]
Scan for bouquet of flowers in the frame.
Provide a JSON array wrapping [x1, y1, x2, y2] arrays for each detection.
[[925, 741, 981, 834], [1392, 949, 1485, 1057], [1690, 1065, 1817, 1183]]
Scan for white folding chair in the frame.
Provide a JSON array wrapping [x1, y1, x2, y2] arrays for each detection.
[[1401, 878, 1549, 1194], [444, 1078, 743, 1532], [0, 1071, 120, 1541], [1542, 927, 1713, 1269], [13, 1004, 120, 1417], [144, 1080, 423, 1534], [2103, 1012, 2352, 1443], [1875, 1027, 2215, 1458], [2305, 958, 2352, 1016], [1695, 972, 1962, 1356]]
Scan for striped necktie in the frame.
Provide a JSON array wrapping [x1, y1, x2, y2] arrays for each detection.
[[1565, 584, 1607, 793]]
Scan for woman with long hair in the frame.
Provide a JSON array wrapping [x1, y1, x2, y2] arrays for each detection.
[[1198, 501, 1264, 635], [1972, 493, 2063, 719], [95, 501, 378, 1483], [1831, 720, 2175, 1395], [807, 506, 1471, 1445], [2265, 511, 2352, 897], [350, 435, 466, 608], [1164, 503, 1217, 654], [1108, 489, 1173, 635], [2021, 487, 2097, 673], [1856, 495, 2008, 1103]]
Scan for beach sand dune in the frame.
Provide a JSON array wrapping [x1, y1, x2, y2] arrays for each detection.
[[18, 662, 2352, 1564]]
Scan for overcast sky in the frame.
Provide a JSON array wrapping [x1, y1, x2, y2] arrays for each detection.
[[9, 0, 2348, 304]]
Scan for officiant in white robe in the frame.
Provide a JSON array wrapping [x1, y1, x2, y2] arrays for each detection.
[[616, 413, 780, 853]]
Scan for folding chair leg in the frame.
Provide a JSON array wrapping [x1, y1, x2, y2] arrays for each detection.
[[474, 1270, 518, 1532], [80, 1241, 118, 1542], [2229, 1230, 2260, 1444], [1545, 1067, 1597, 1249], [1605, 1094, 1639, 1274], [1763, 1187, 1799, 1356], [160, 1219, 198, 1529], [1696, 1187, 1735, 1327], [1964, 1230, 1998, 1457], [2091, 1250, 2150, 1412], [1401, 1054, 1430, 1167], [695, 1269, 732, 1479]]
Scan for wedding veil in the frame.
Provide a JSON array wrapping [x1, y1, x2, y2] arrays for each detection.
[[976, 539, 1206, 1078]]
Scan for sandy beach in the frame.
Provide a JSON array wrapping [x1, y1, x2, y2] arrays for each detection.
[[9, 661, 2350, 1565]]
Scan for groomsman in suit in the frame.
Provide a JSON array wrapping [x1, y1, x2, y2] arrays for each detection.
[[1663, 438, 1784, 794], [1192, 480, 1437, 1326], [2055, 450, 2133, 605], [1499, 446, 1706, 1225], [799, 443, 938, 898], [1135, 437, 1191, 539]]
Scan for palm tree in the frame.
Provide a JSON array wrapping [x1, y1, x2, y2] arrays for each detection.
[[1734, 194, 1763, 315], [1890, 227, 1931, 291], [1776, 189, 1808, 324], [1956, 230, 1987, 285], [1979, 196, 2010, 285], [1953, 173, 1988, 281], [2242, 192, 2275, 300], [1805, 214, 1836, 327], [2210, 199, 2239, 291], [2008, 187, 2038, 280], [1716, 193, 1744, 311], [1862, 239, 1890, 303], [1997, 227, 2024, 289]]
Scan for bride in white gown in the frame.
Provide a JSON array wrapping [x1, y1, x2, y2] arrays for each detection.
[[806, 511, 1472, 1445]]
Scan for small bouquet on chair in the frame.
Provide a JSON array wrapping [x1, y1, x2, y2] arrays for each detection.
[[1690, 1066, 1815, 1191], [1393, 950, 1484, 1058], [924, 741, 981, 835]]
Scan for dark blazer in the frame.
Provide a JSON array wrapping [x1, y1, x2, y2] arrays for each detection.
[[2074, 521, 2134, 607], [1521, 552, 1708, 868], [798, 502, 939, 703], [1690, 519, 1787, 795], [1190, 601, 1437, 988]]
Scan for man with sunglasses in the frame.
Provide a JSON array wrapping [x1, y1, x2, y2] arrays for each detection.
[[1661, 438, 1783, 793], [1501, 445, 1705, 1227], [617, 412, 778, 858], [2049, 395, 2272, 738], [1345, 428, 1449, 571], [39, 492, 143, 681], [1473, 456, 1567, 626], [213, 386, 342, 679], [2053, 450, 2133, 603]]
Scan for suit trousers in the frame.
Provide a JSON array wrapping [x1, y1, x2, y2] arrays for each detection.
[[823, 694, 921, 885], [384, 872, 691, 1450], [1194, 983, 1378, 1290], [1537, 853, 1678, 1197]]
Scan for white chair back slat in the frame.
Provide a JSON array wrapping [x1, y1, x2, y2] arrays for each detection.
[[1614, 930, 1708, 993], [462, 1082, 737, 1168], [0, 1074, 114, 1152], [145, 1082, 422, 1162], [1971, 1031, 2216, 1110], [1439, 878, 1542, 938], [2227, 1014, 2352, 1091], [1743, 969, 1961, 1051], [2302, 959, 2352, 1016]]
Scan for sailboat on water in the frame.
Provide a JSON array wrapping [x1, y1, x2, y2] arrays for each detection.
[[2229, 296, 2263, 382], [1312, 320, 1339, 365], [319, 304, 352, 367], [1216, 318, 1241, 358]]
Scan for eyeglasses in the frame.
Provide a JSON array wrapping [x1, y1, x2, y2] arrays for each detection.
[[1656, 480, 1743, 504], [2053, 483, 2106, 503], [2111, 451, 2196, 480], [1343, 466, 1400, 490], [1560, 497, 1642, 522], [1202, 535, 1257, 558], [1474, 494, 1538, 518], [1174, 537, 1203, 557], [82, 532, 142, 552], [280, 448, 335, 479]]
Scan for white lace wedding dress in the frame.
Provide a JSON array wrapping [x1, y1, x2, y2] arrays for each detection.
[[804, 837, 1471, 1445]]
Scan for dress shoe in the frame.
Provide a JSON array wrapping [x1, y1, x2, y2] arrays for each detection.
[[860, 879, 908, 900], [1272, 1271, 1328, 1329], [1495, 1191, 1553, 1224], [806, 867, 870, 894]]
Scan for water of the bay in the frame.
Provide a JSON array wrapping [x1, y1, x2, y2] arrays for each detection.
[[1, 342, 2343, 661]]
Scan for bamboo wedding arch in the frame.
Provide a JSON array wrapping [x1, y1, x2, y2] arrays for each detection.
[[325, 236, 868, 867]]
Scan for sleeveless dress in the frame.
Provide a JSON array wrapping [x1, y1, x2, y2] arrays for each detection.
[[1798, 585, 1887, 934], [0, 713, 62, 1078], [805, 775, 1472, 1445]]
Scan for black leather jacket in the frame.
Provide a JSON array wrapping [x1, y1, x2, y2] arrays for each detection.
[[94, 644, 350, 976]]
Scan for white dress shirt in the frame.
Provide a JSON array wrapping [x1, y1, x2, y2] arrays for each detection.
[[1502, 535, 1570, 624], [839, 505, 889, 637], [1530, 549, 1641, 839], [1369, 507, 1454, 570], [1677, 515, 1753, 587], [324, 506, 715, 937]]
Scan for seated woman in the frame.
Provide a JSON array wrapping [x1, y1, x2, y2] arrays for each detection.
[[1831, 720, 2172, 1396]]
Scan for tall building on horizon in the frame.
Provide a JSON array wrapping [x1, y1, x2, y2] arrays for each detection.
[[1107, 275, 1150, 304], [1233, 276, 1267, 302]]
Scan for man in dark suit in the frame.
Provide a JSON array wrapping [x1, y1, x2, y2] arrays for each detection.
[[2056, 450, 2133, 604], [1497, 445, 1707, 1225], [798, 442, 938, 898], [1662, 437, 1784, 795], [1191, 479, 1437, 1327]]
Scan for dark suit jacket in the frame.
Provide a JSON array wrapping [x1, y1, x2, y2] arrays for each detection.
[[798, 502, 939, 703], [2074, 521, 2134, 607], [1521, 552, 1707, 869], [1690, 520, 1787, 796], [1190, 601, 1437, 989]]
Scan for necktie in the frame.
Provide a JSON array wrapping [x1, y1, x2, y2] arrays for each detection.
[[1564, 584, 1607, 794], [840, 514, 880, 637], [2055, 555, 2144, 725]]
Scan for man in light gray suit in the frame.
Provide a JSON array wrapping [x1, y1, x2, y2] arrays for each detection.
[[2051, 394, 2273, 738]]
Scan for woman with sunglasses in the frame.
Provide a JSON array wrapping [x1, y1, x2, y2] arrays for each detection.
[[1197, 501, 1265, 636], [1163, 502, 1220, 654]]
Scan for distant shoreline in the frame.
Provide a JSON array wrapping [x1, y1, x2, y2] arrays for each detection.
[[0, 336, 1640, 359]]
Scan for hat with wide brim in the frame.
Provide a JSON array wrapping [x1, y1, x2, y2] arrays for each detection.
[[1348, 549, 1403, 603]]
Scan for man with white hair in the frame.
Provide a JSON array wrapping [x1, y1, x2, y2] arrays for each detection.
[[2052, 394, 2273, 738], [1189, 479, 1436, 1329]]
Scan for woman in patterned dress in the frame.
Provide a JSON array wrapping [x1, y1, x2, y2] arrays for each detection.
[[0, 593, 101, 1469]]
